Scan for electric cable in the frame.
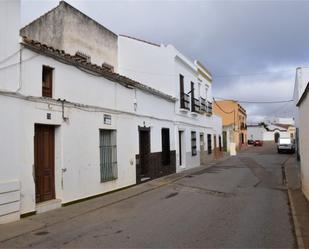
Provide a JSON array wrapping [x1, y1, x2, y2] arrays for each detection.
[[0, 49, 21, 65], [0, 54, 39, 71]]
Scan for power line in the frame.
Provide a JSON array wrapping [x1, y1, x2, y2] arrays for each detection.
[[0, 54, 39, 71], [119, 66, 296, 79], [0, 49, 21, 65], [213, 69, 295, 78], [213, 96, 294, 104], [213, 97, 235, 114]]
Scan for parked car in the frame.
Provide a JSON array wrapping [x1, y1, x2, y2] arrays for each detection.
[[254, 140, 263, 146], [248, 139, 254, 145], [277, 137, 295, 154]]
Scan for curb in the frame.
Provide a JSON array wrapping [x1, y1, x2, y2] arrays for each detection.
[[284, 163, 305, 249], [0, 154, 231, 243]]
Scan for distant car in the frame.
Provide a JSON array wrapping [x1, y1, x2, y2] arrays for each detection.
[[248, 139, 254, 145], [254, 140, 263, 146], [277, 138, 295, 154]]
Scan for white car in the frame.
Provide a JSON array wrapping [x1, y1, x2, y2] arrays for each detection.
[[277, 138, 295, 154]]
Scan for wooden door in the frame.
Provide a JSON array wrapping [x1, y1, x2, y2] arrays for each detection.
[[223, 131, 227, 152], [179, 131, 183, 166], [139, 128, 151, 176], [207, 134, 212, 154], [34, 124, 55, 203], [200, 133, 204, 151]]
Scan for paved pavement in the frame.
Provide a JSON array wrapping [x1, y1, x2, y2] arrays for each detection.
[[285, 152, 309, 249], [0, 143, 297, 248]]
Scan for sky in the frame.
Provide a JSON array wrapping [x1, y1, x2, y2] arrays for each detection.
[[21, 0, 309, 123]]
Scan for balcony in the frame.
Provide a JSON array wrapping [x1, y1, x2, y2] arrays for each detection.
[[180, 92, 190, 110], [200, 97, 206, 113], [191, 98, 200, 113], [240, 122, 247, 130], [206, 101, 213, 116]]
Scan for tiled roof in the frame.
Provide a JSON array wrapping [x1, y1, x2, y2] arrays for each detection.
[[274, 123, 293, 129], [21, 37, 175, 102]]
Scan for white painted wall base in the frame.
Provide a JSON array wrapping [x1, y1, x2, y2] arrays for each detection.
[[230, 143, 237, 156], [0, 180, 20, 224], [36, 199, 62, 214]]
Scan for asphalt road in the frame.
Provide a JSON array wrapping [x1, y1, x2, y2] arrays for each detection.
[[0, 143, 296, 248]]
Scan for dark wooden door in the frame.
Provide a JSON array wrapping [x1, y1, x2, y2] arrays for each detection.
[[139, 128, 151, 176], [34, 124, 55, 203], [207, 134, 212, 154], [179, 131, 182, 166], [223, 131, 227, 152]]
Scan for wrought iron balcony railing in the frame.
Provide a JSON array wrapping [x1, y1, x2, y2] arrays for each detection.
[[200, 97, 206, 113], [180, 92, 190, 110], [206, 101, 213, 116], [191, 98, 200, 113]]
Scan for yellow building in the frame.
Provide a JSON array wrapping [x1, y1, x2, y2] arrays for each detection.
[[213, 100, 247, 151]]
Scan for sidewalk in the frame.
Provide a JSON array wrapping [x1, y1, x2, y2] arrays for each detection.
[[285, 156, 309, 249], [0, 154, 230, 243]]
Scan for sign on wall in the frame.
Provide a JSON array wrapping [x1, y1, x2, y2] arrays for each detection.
[[104, 114, 111, 125]]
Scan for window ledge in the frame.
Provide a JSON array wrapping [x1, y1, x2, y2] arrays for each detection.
[[190, 112, 198, 117], [179, 108, 189, 113]]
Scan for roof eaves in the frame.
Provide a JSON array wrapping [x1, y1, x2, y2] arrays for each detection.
[[21, 37, 175, 102]]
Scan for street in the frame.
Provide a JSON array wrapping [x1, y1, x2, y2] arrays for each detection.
[[0, 143, 296, 248]]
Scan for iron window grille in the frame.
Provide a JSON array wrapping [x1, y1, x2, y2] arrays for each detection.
[[207, 101, 213, 116], [99, 130, 118, 182]]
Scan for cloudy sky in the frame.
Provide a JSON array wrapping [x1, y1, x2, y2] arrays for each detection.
[[21, 0, 309, 123]]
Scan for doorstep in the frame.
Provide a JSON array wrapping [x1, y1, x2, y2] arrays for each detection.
[[36, 199, 62, 214]]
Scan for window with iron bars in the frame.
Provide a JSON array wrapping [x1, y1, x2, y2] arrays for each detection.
[[99, 130, 117, 182]]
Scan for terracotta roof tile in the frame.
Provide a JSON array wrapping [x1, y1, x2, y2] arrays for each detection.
[[21, 37, 175, 102]]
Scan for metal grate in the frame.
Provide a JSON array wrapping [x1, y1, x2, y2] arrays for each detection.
[[99, 130, 117, 182]]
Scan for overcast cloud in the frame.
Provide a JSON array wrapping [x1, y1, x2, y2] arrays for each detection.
[[21, 0, 309, 122]]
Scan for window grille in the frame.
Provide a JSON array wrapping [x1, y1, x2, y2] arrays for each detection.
[[99, 130, 117, 182]]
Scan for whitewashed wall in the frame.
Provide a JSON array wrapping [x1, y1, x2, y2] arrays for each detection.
[[247, 126, 264, 140], [0, 48, 176, 217], [0, 0, 20, 92], [294, 68, 309, 127], [299, 93, 309, 200], [118, 36, 223, 172], [118, 36, 176, 96]]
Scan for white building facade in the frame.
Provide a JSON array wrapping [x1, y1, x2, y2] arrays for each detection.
[[0, 0, 222, 223], [294, 67, 309, 200], [118, 35, 223, 170], [248, 124, 292, 142]]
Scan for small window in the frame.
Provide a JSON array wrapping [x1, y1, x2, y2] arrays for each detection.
[[42, 66, 53, 98], [161, 128, 170, 165], [191, 131, 197, 156], [99, 130, 117, 182]]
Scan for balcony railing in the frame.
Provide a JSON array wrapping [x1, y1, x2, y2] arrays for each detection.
[[180, 92, 190, 110], [240, 123, 247, 130], [191, 98, 200, 113], [206, 101, 213, 116], [200, 97, 206, 113]]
